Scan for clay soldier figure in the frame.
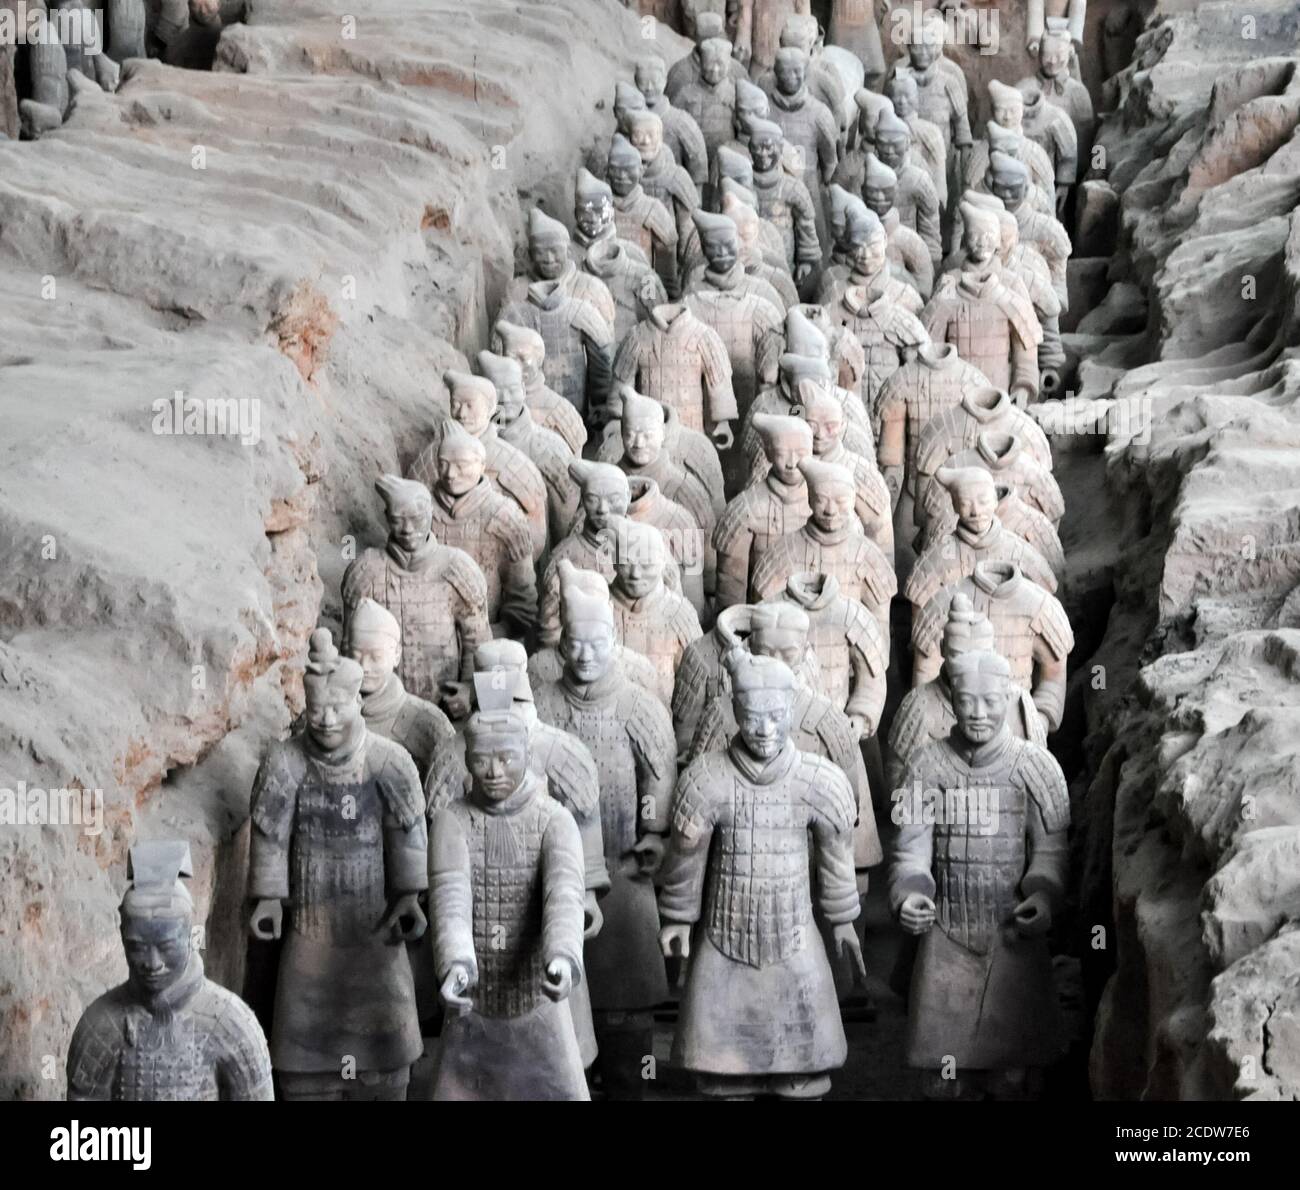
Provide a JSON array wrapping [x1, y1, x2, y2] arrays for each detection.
[[711, 78, 772, 196], [478, 350, 580, 544], [666, 9, 746, 103], [636, 56, 709, 189], [886, 72, 949, 214], [888, 595, 1048, 788], [860, 153, 935, 298], [1017, 78, 1079, 218], [715, 188, 800, 312], [756, 14, 850, 145], [533, 564, 676, 1099], [891, 648, 1070, 1099], [680, 155, 789, 283], [345, 598, 454, 784], [248, 629, 427, 1101], [419, 421, 538, 637], [609, 519, 704, 703], [672, 602, 754, 756], [987, 151, 1072, 312], [732, 0, 812, 75], [917, 433, 1065, 535], [685, 209, 784, 418], [493, 319, 588, 456], [660, 651, 864, 1099], [627, 110, 701, 276], [714, 413, 812, 608], [1026, 16, 1094, 158], [920, 479, 1067, 582], [506, 206, 617, 335], [905, 467, 1058, 613], [914, 561, 1074, 733], [962, 83, 1059, 219], [342, 474, 489, 716], [765, 43, 840, 236], [669, 37, 738, 166], [607, 133, 681, 300], [865, 108, 941, 268], [922, 199, 1041, 403], [890, 9, 971, 172], [428, 676, 589, 1101], [824, 207, 930, 410], [66, 841, 273, 1101], [624, 475, 709, 613], [752, 457, 896, 645], [409, 372, 550, 562], [572, 167, 648, 266], [786, 298, 870, 399], [769, 570, 888, 739], [747, 118, 821, 282], [613, 299, 737, 443], [828, 0, 890, 91], [1028, 0, 1087, 79], [614, 389, 718, 605]]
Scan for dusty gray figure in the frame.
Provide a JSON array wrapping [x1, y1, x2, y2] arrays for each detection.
[[20, 5, 121, 138], [66, 841, 273, 1101], [247, 629, 428, 1101], [428, 674, 589, 1101]]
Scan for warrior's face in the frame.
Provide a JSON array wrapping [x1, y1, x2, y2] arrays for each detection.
[[850, 233, 888, 277], [347, 630, 399, 695], [629, 122, 662, 163], [862, 181, 895, 218], [734, 690, 792, 760], [952, 671, 1011, 744], [767, 437, 811, 487], [467, 732, 529, 802], [494, 377, 527, 424], [749, 133, 781, 173], [888, 84, 917, 120], [450, 389, 493, 436], [732, 210, 760, 255], [808, 483, 854, 532], [634, 61, 666, 103], [582, 482, 628, 531], [989, 173, 1026, 210], [575, 196, 612, 240], [875, 133, 907, 172], [385, 499, 433, 553], [505, 342, 545, 386], [437, 446, 485, 497], [774, 58, 805, 96], [615, 538, 665, 598], [562, 619, 616, 683], [606, 159, 641, 197], [750, 627, 807, 675], [122, 916, 191, 1000], [964, 222, 1000, 267], [702, 231, 738, 274], [953, 481, 998, 535], [622, 415, 665, 467], [530, 239, 568, 281], [992, 99, 1022, 133], [699, 42, 728, 86], [306, 683, 362, 753], [907, 38, 938, 71], [1040, 36, 1070, 79], [804, 404, 844, 455]]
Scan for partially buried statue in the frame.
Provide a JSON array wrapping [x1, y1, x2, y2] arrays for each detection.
[[66, 841, 273, 1101], [428, 673, 589, 1101], [660, 651, 865, 1099], [248, 629, 427, 1100], [891, 648, 1069, 1099], [341, 474, 489, 718]]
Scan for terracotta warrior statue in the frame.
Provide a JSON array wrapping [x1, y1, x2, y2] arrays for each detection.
[[747, 117, 821, 282], [67, 841, 273, 1101], [660, 651, 864, 1099], [428, 675, 589, 1101], [606, 133, 681, 300], [636, 56, 709, 189], [905, 467, 1058, 612], [732, 0, 812, 75], [916, 433, 1065, 534], [478, 349, 580, 544], [858, 152, 935, 298], [711, 78, 772, 194], [506, 206, 617, 336], [572, 170, 667, 346], [345, 597, 454, 784], [416, 420, 538, 637], [987, 150, 1071, 312], [751, 457, 896, 645], [1023, 16, 1094, 157], [891, 648, 1069, 1099], [714, 187, 800, 312], [888, 8, 970, 171], [627, 110, 701, 276], [685, 209, 785, 416], [341, 474, 489, 717], [672, 601, 754, 756], [922, 199, 1041, 404], [409, 372, 549, 561], [667, 36, 738, 167], [849, 107, 941, 269], [888, 595, 1047, 788], [885, 72, 948, 215], [1017, 78, 1079, 218], [533, 564, 676, 1099], [757, 13, 850, 145], [914, 561, 1074, 733], [962, 83, 1059, 220], [613, 299, 737, 444], [493, 319, 587, 456], [714, 413, 812, 608], [920, 479, 1067, 582], [609, 518, 704, 704], [666, 9, 746, 103], [1028, 0, 1086, 77], [248, 629, 427, 1100]]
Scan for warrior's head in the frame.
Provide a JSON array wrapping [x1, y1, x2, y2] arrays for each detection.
[[626, 110, 664, 166], [606, 133, 644, 198], [574, 168, 614, 241], [747, 602, 812, 679], [861, 153, 898, 219], [445, 370, 497, 437], [960, 196, 1002, 267], [569, 459, 630, 533], [477, 350, 527, 426], [558, 561, 617, 684], [746, 117, 784, 174], [904, 8, 946, 72], [619, 387, 667, 468], [465, 671, 530, 804], [847, 204, 889, 279], [752, 412, 812, 488], [303, 628, 365, 754], [728, 652, 795, 761], [988, 79, 1024, 135], [494, 319, 546, 386], [948, 645, 1014, 746], [376, 473, 433, 553], [939, 465, 999, 536], [613, 517, 668, 600], [720, 188, 761, 257], [120, 841, 195, 1002], [778, 351, 831, 404], [1039, 17, 1073, 80], [527, 207, 570, 281], [634, 56, 667, 105], [795, 378, 846, 457], [693, 208, 740, 275], [988, 150, 1030, 211], [773, 46, 808, 98], [715, 146, 755, 195], [613, 80, 647, 136], [886, 72, 919, 121], [800, 458, 856, 534], [872, 107, 911, 173], [436, 419, 487, 497], [698, 37, 732, 87], [345, 598, 402, 695], [733, 79, 769, 139]]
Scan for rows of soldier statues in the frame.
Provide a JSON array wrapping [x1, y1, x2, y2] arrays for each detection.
[[69, 5, 1088, 1101]]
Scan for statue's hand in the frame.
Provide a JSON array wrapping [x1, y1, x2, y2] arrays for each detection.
[[794, 262, 814, 285], [440, 961, 476, 1012], [631, 834, 665, 877], [833, 922, 868, 986], [584, 890, 604, 940], [710, 420, 735, 451], [659, 922, 692, 960], [847, 713, 870, 740], [441, 681, 472, 721], [1013, 890, 1053, 938], [541, 957, 575, 1003], [899, 892, 936, 935], [382, 892, 427, 942], [248, 899, 283, 941]]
